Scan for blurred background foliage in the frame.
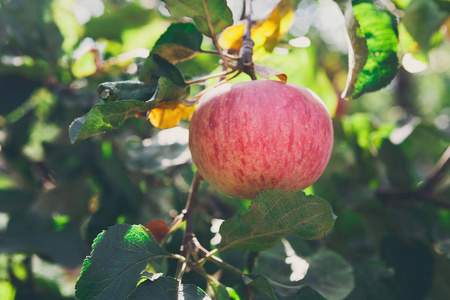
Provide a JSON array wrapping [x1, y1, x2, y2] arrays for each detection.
[[0, 0, 449, 299]]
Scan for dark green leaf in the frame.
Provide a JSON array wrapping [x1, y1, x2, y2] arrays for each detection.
[[294, 287, 327, 300], [378, 139, 415, 189], [0, 210, 85, 268], [97, 81, 157, 103], [403, 0, 448, 52], [164, 0, 233, 37], [126, 276, 211, 300], [139, 54, 186, 85], [346, 259, 395, 300], [244, 275, 278, 300], [75, 224, 166, 300], [342, 1, 399, 100], [252, 243, 354, 300], [69, 100, 156, 143], [302, 249, 354, 300], [218, 191, 335, 251], [152, 23, 203, 63]]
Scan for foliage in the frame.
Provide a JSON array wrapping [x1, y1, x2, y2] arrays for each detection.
[[0, 0, 449, 299]]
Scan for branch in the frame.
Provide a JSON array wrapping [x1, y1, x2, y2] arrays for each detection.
[[376, 146, 450, 209], [237, 0, 256, 80]]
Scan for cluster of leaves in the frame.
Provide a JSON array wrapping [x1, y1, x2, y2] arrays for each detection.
[[0, 0, 449, 299]]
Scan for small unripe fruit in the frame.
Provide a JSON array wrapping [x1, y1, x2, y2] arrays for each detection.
[[189, 80, 333, 199]]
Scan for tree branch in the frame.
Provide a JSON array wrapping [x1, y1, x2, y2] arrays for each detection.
[[237, 0, 256, 80], [418, 146, 450, 194]]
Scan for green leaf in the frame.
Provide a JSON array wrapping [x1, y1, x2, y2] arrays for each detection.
[[152, 23, 203, 63], [342, 1, 399, 100], [218, 191, 335, 251], [154, 77, 189, 102], [244, 275, 278, 300], [402, 0, 448, 52], [139, 54, 186, 85], [294, 287, 327, 300], [164, 0, 233, 37], [346, 259, 395, 300], [75, 224, 166, 300], [69, 100, 156, 143], [126, 276, 211, 300], [97, 81, 157, 103], [210, 282, 232, 300], [302, 249, 355, 300]]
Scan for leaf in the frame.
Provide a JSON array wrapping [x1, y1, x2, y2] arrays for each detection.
[[218, 191, 335, 251], [252, 242, 354, 300], [97, 81, 157, 103], [254, 64, 288, 82], [164, 0, 233, 37], [127, 276, 211, 300], [244, 275, 278, 300], [0, 210, 85, 268], [346, 259, 395, 300], [294, 287, 327, 300], [69, 100, 156, 143], [342, 1, 399, 100], [218, 0, 294, 61], [301, 249, 355, 300], [152, 23, 203, 64], [139, 54, 186, 85], [75, 224, 166, 300], [402, 0, 448, 52], [125, 127, 191, 174]]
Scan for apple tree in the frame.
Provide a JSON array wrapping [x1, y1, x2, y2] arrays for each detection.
[[0, 0, 449, 299]]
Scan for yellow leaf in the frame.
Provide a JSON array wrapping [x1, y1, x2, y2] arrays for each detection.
[[149, 102, 196, 129], [218, 0, 294, 61]]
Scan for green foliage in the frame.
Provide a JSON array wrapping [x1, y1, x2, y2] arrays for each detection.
[[1, 0, 450, 299]]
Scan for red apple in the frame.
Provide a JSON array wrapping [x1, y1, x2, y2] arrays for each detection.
[[189, 80, 333, 199]]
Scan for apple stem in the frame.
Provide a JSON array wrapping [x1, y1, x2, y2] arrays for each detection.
[[238, 0, 257, 80]]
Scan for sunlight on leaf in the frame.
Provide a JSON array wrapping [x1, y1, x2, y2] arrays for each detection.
[[218, 0, 295, 61], [75, 224, 166, 300], [342, 1, 399, 100]]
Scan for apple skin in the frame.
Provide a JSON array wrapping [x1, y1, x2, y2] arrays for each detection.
[[189, 80, 334, 199]]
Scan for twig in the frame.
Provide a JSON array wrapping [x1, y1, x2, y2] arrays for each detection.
[[185, 70, 237, 86], [376, 146, 450, 209], [237, 0, 256, 80], [200, 50, 238, 60], [418, 146, 450, 194]]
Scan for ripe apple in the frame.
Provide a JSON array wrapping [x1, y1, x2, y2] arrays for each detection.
[[189, 80, 333, 199]]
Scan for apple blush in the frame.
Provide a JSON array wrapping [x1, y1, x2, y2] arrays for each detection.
[[189, 80, 333, 199]]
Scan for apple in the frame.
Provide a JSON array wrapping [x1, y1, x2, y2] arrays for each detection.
[[189, 80, 333, 199]]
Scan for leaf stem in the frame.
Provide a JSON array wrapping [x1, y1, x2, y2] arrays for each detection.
[[200, 50, 238, 60]]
